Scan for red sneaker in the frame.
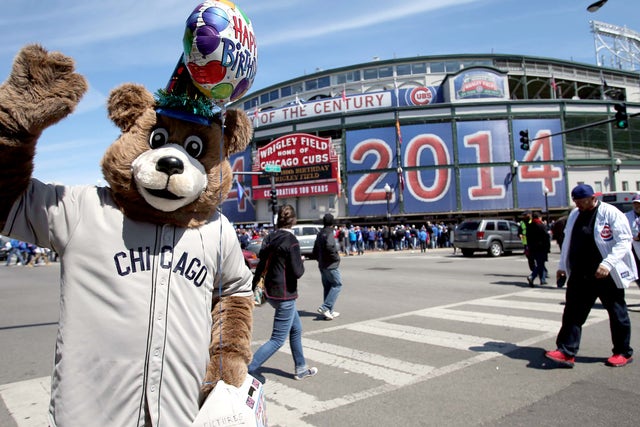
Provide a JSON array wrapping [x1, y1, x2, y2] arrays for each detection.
[[545, 350, 575, 367], [606, 354, 633, 367]]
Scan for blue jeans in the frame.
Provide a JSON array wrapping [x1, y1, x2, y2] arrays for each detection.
[[248, 299, 309, 376], [530, 252, 547, 283], [5, 248, 26, 266], [319, 268, 342, 312]]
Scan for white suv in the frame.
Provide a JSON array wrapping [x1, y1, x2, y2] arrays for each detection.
[[291, 224, 322, 257]]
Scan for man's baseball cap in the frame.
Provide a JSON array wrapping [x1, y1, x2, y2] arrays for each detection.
[[571, 184, 595, 199], [632, 194, 640, 203]]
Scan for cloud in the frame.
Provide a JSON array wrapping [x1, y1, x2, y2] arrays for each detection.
[[0, 0, 189, 55], [74, 84, 108, 115], [258, 0, 480, 47]]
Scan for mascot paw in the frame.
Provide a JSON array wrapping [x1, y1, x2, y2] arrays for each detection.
[[3, 44, 88, 135], [202, 355, 248, 394]]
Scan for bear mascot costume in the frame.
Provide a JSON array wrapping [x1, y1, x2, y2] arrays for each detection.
[[0, 7, 258, 424]]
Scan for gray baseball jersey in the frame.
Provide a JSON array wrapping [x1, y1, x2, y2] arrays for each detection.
[[3, 179, 253, 426]]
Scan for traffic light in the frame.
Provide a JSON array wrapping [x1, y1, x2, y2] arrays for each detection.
[[519, 130, 530, 150], [270, 189, 278, 207], [614, 103, 628, 129]]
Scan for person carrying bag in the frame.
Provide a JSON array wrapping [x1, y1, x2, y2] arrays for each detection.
[[248, 205, 317, 381]]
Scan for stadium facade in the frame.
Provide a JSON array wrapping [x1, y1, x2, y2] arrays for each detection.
[[220, 53, 640, 226]]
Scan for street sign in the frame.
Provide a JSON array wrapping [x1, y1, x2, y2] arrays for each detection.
[[264, 164, 281, 173]]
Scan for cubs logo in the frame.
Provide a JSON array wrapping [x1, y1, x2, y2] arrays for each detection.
[[600, 224, 613, 241], [409, 87, 433, 106]]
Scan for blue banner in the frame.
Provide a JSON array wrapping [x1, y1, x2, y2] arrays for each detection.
[[222, 148, 256, 223]]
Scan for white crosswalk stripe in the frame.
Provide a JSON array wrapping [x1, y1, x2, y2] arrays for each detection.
[[347, 321, 514, 352], [3, 287, 639, 427], [413, 306, 567, 331], [289, 338, 435, 385]]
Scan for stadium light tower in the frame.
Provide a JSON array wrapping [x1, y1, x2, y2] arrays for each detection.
[[590, 20, 640, 71], [587, 0, 608, 12]]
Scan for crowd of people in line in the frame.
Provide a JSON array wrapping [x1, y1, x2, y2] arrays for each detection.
[[236, 221, 458, 254], [331, 222, 456, 255], [1, 237, 57, 267]]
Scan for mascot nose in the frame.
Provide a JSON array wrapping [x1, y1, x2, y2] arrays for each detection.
[[156, 156, 184, 176]]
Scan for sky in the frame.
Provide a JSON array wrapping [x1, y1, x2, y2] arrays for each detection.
[[1, 0, 638, 186]]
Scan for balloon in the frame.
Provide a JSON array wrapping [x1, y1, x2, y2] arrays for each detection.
[[183, 0, 257, 106]]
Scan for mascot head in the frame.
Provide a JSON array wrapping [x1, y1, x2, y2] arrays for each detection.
[[101, 77, 252, 228]]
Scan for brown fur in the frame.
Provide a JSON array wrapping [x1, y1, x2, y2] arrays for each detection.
[[202, 295, 255, 394], [0, 44, 87, 227], [0, 45, 254, 393]]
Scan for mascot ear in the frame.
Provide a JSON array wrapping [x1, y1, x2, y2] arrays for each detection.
[[108, 83, 156, 132], [223, 110, 253, 156]]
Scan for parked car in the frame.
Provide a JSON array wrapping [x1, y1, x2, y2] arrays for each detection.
[[243, 225, 322, 259], [291, 224, 322, 258], [454, 219, 524, 257], [245, 238, 263, 255], [242, 248, 259, 272]]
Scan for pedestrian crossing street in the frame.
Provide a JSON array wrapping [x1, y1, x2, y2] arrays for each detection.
[[2, 287, 639, 427]]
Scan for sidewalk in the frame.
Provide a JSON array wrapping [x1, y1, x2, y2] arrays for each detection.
[[0, 377, 50, 427], [339, 246, 461, 257]]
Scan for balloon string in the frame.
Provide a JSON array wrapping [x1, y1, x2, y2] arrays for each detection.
[[216, 109, 226, 382]]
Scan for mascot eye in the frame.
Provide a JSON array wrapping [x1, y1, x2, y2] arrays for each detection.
[[184, 135, 204, 158], [149, 128, 169, 148]]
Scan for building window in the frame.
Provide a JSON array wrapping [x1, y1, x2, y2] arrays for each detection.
[[396, 64, 412, 76], [363, 68, 378, 80], [280, 86, 292, 97], [328, 195, 335, 209], [243, 97, 258, 110], [260, 93, 270, 104], [336, 70, 361, 84], [429, 62, 444, 73], [445, 61, 461, 72], [317, 76, 331, 88], [595, 181, 603, 193], [269, 89, 279, 101], [412, 62, 427, 74], [564, 116, 610, 160], [378, 66, 393, 78], [305, 79, 318, 91], [622, 181, 629, 191], [636, 181, 640, 191], [310, 196, 317, 210]]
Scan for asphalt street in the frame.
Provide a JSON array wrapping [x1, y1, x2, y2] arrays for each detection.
[[2, 246, 640, 426]]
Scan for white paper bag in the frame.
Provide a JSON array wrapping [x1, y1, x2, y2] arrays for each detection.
[[192, 375, 267, 427]]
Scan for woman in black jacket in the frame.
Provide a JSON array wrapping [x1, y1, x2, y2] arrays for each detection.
[[248, 205, 317, 380]]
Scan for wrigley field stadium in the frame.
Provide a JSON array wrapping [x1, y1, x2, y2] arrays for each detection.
[[220, 21, 640, 227]]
